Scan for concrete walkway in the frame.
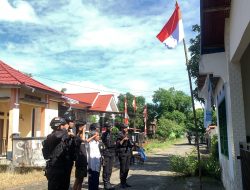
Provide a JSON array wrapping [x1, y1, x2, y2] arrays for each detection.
[[7, 140, 224, 190]]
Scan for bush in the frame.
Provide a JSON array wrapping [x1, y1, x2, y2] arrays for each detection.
[[169, 150, 221, 179], [201, 156, 221, 179], [169, 152, 198, 176], [211, 135, 219, 160]]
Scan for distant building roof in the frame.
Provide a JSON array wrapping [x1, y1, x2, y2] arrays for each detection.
[[66, 92, 99, 105], [66, 93, 119, 112], [90, 94, 113, 112], [0, 60, 61, 95]]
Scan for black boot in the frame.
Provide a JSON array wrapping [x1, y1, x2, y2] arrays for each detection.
[[104, 182, 115, 190]]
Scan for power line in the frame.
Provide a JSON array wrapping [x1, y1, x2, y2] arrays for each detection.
[[32, 73, 155, 95]]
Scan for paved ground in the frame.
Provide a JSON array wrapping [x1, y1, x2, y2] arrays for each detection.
[[7, 140, 224, 190]]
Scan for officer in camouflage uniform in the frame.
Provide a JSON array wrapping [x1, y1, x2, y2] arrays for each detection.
[[101, 122, 116, 190], [43, 117, 76, 190]]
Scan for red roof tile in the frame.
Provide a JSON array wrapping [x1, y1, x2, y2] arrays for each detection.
[[90, 94, 113, 112], [0, 60, 61, 95], [66, 92, 99, 105]]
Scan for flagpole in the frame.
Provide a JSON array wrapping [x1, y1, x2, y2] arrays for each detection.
[[134, 109, 136, 132], [143, 105, 147, 136], [183, 38, 202, 190], [133, 97, 136, 132]]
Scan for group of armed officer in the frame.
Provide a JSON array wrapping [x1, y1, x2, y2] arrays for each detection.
[[43, 115, 134, 190]]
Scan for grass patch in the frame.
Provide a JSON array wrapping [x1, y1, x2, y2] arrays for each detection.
[[144, 138, 185, 153], [0, 169, 45, 190]]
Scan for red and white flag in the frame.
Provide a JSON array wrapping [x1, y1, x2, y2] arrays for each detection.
[[156, 2, 184, 49], [124, 96, 129, 125], [132, 96, 137, 112]]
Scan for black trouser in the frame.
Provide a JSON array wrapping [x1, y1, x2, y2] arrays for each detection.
[[118, 153, 131, 185], [102, 152, 115, 185], [47, 165, 72, 190], [88, 169, 100, 190]]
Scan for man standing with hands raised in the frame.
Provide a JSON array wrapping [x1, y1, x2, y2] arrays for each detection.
[[116, 123, 134, 189]]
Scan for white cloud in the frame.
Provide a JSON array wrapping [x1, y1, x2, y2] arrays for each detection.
[[49, 80, 119, 95], [0, 0, 39, 23], [0, 0, 200, 104]]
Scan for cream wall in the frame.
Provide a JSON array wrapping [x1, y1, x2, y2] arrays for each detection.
[[44, 100, 58, 136], [0, 88, 11, 140], [19, 104, 32, 137], [19, 88, 44, 100], [34, 108, 41, 137], [0, 102, 9, 140]]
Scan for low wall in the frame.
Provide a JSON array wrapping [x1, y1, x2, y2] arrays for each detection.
[[12, 137, 46, 167]]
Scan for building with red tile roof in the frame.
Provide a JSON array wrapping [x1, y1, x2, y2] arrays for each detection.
[[0, 60, 81, 161], [0, 60, 119, 164], [0, 60, 61, 95], [90, 94, 118, 112], [66, 93, 119, 113]]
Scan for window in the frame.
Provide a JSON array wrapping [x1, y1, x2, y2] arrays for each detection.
[[218, 98, 229, 157]]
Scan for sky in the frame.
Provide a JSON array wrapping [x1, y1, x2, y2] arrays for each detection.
[[0, 0, 200, 103]]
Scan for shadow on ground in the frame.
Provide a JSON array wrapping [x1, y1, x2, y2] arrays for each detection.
[[114, 175, 224, 190]]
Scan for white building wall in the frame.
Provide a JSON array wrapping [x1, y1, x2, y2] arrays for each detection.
[[215, 77, 236, 190], [230, 0, 250, 62], [199, 52, 227, 81], [216, 12, 247, 190], [241, 44, 250, 137], [200, 1, 250, 189]]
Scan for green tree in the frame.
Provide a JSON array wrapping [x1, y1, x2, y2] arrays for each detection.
[[156, 118, 184, 140], [61, 88, 67, 93], [152, 87, 191, 119], [147, 103, 158, 123], [164, 110, 186, 125], [186, 108, 205, 134]]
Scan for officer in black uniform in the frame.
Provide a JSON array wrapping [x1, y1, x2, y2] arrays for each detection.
[[64, 113, 76, 135], [44, 117, 75, 190], [116, 124, 133, 189], [101, 122, 116, 190]]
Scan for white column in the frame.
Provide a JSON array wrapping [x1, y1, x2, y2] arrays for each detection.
[[12, 107, 20, 134]]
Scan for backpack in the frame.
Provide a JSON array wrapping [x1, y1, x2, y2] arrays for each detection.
[[138, 147, 147, 161]]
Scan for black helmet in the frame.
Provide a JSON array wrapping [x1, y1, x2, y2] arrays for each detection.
[[50, 117, 67, 130], [75, 120, 87, 128], [120, 123, 128, 130], [64, 114, 75, 123], [89, 123, 99, 131], [75, 120, 86, 134], [104, 121, 112, 128]]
